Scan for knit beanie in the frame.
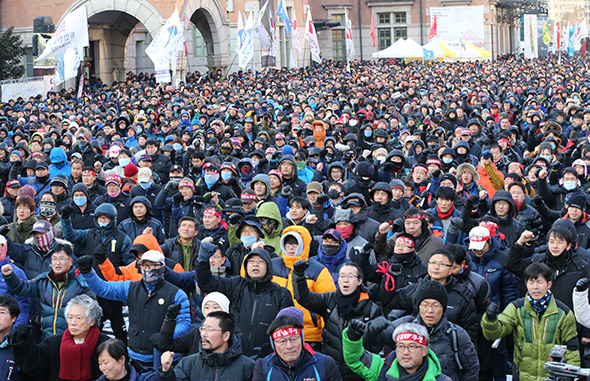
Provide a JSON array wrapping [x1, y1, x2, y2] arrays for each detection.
[[124, 163, 139, 177], [72, 182, 89, 198], [356, 161, 375, 177], [416, 280, 448, 312], [276, 307, 304, 325], [202, 292, 230, 313]]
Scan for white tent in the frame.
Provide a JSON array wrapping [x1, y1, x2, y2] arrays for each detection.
[[372, 38, 424, 59]]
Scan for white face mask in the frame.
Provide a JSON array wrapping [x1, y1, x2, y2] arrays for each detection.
[[349, 120, 358, 126], [376, 156, 386, 164]]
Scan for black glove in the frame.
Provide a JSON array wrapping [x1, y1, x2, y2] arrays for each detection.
[[485, 302, 500, 321], [316, 194, 329, 206], [258, 158, 268, 167], [293, 260, 309, 277], [320, 149, 328, 158], [173, 192, 184, 205], [464, 194, 479, 210], [420, 189, 429, 199], [281, 185, 292, 197], [203, 192, 213, 203], [361, 243, 373, 257], [226, 177, 238, 187], [10, 323, 32, 343], [228, 213, 242, 226], [448, 217, 463, 235], [165, 181, 176, 191], [576, 278, 590, 292], [165, 303, 181, 320], [551, 158, 562, 171], [61, 205, 74, 219], [0, 224, 9, 237], [12, 159, 22, 168], [431, 169, 442, 178], [366, 316, 390, 337], [532, 195, 545, 208], [383, 162, 395, 171], [77, 255, 94, 274], [94, 244, 108, 264], [347, 320, 366, 341], [191, 166, 202, 176], [419, 179, 430, 187], [391, 218, 404, 233]]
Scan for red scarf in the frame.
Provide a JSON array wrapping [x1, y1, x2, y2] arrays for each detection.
[[59, 326, 100, 381], [516, 200, 525, 211], [436, 205, 454, 220]]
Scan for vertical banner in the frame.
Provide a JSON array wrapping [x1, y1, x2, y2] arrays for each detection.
[[523, 14, 538, 58], [538, 17, 549, 57], [77, 73, 86, 98], [429, 6, 484, 47]]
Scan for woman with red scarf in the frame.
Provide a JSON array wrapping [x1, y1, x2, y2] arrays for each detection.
[[8, 294, 110, 381]]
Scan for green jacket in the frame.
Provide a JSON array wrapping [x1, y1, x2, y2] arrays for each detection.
[[256, 202, 283, 254], [8, 215, 37, 244], [342, 328, 449, 381], [481, 294, 579, 381]]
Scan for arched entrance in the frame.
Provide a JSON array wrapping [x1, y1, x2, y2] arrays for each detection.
[[182, 0, 229, 72], [60, 0, 165, 84]]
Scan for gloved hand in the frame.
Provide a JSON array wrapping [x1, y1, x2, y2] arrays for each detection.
[[165, 304, 181, 320], [293, 260, 309, 277], [165, 181, 176, 191], [227, 177, 238, 187], [420, 188, 429, 200], [60, 205, 74, 219], [10, 323, 32, 343], [419, 179, 430, 188], [485, 302, 500, 321], [173, 192, 184, 205], [361, 243, 373, 257], [464, 194, 479, 210], [347, 320, 366, 341], [228, 213, 242, 226], [258, 158, 268, 167], [191, 166, 202, 176], [391, 218, 404, 233], [203, 192, 213, 203], [12, 159, 22, 167], [447, 217, 463, 235], [431, 169, 442, 178], [94, 244, 108, 264], [77, 255, 94, 274], [201, 237, 214, 244], [482, 150, 493, 161], [316, 194, 329, 206], [197, 241, 218, 262], [532, 195, 545, 209], [281, 185, 292, 197], [0, 224, 9, 237], [383, 162, 395, 172], [551, 158, 562, 171], [366, 316, 390, 337], [576, 278, 590, 292]]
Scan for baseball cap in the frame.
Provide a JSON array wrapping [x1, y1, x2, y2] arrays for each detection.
[[31, 220, 52, 235], [105, 174, 122, 186], [137, 167, 152, 183], [306, 181, 322, 194], [469, 226, 491, 251], [138, 250, 165, 265], [170, 165, 183, 174], [323, 228, 342, 241]]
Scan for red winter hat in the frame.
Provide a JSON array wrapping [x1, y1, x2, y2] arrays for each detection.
[[124, 163, 138, 177]]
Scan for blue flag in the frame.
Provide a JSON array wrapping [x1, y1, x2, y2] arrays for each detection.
[[569, 27, 575, 57], [423, 48, 434, 60], [277, 0, 291, 36]]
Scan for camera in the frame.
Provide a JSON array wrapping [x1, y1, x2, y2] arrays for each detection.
[[544, 345, 590, 381]]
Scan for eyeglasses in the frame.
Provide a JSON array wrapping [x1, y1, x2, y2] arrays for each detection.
[[394, 243, 413, 249], [52, 257, 70, 263], [285, 242, 298, 248], [428, 260, 452, 268], [248, 259, 266, 265], [140, 263, 162, 270], [338, 274, 358, 280], [419, 302, 443, 311], [199, 326, 222, 334], [274, 336, 301, 346], [397, 343, 424, 353]]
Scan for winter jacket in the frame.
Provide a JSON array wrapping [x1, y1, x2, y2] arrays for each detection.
[[353, 208, 381, 243], [7, 215, 37, 244], [0, 257, 29, 326], [253, 346, 342, 381], [515, 203, 542, 232], [468, 237, 518, 308], [6, 236, 74, 280], [0, 331, 30, 381], [93, 192, 132, 223], [48, 148, 71, 178], [293, 272, 381, 380], [370, 315, 479, 381], [81, 270, 191, 363], [481, 294, 580, 381], [367, 201, 401, 224], [9, 326, 110, 381], [256, 201, 283, 254], [573, 288, 590, 329], [537, 178, 577, 211], [196, 243, 293, 356], [149, 152, 172, 184], [118, 196, 166, 244], [161, 236, 201, 271], [158, 335, 254, 381], [343, 328, 452, 381], [4, 267, 93, 339], [278, 156, 307, 197], [271, 226, 337, 342], [487, 191, 525, 245]]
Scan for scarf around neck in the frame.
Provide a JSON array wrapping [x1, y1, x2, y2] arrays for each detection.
[[59, 325, 100, 381], [527, 290, 552, 314], [436, 205, 454, 220], [335, 287, 361, 321]]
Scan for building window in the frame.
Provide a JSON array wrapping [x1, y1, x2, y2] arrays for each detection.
[[331, 13, 346, 61], [376, 11, 407, 48], [192, 26, 207, 57], [378, 29, 391, 50]]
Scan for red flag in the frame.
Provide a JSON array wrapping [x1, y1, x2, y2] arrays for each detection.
[[557, 22, 561, 49], [429, 15, 437, 39], [584, 39, 587, 55], [370, 12, 376, 47]]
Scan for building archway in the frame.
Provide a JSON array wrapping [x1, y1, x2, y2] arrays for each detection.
[[182, 0, 229, 72], [60, 0, 165, 84]]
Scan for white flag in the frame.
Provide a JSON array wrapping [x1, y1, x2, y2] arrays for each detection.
[[63, 46, 83, 81], [345, 9, 355, 60], [304, 8, 321, 63], [239, 12, 255, 69], [146, 6, 184, 82], [256, 1, 274, 53], [237, 11, 244, 53], [578, 19, 588, 40], [36, 6, 89, 61], [289, 48, 298, 69], [292, 13, 302, 52]]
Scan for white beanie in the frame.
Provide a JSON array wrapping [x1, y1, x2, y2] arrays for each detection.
[[202, 292, 230, 313]]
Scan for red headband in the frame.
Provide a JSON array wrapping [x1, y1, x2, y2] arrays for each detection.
[[395, 332, 427, 346], [404, 213, 426, 220], [272, 327, 301, 340], [509, 162, 524, 170], [178, 181, 194, 189], [241, 193, 257, 201], [82, 169, 96, 176], [414, 166, 428, 173], [498, 138, 510, 144], [426, 159, 441, 166], [204, 209, 221, 218], [396, 236, 415, 248]]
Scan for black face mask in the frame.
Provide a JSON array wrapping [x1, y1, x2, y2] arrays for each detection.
[[321, 244, 341, 256], [391, 161, 403, 172], [37, 174, 49, 183], [328, 190, 340, 199]]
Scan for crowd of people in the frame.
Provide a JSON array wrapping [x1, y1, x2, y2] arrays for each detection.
[[2, 53, 590, 380]]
